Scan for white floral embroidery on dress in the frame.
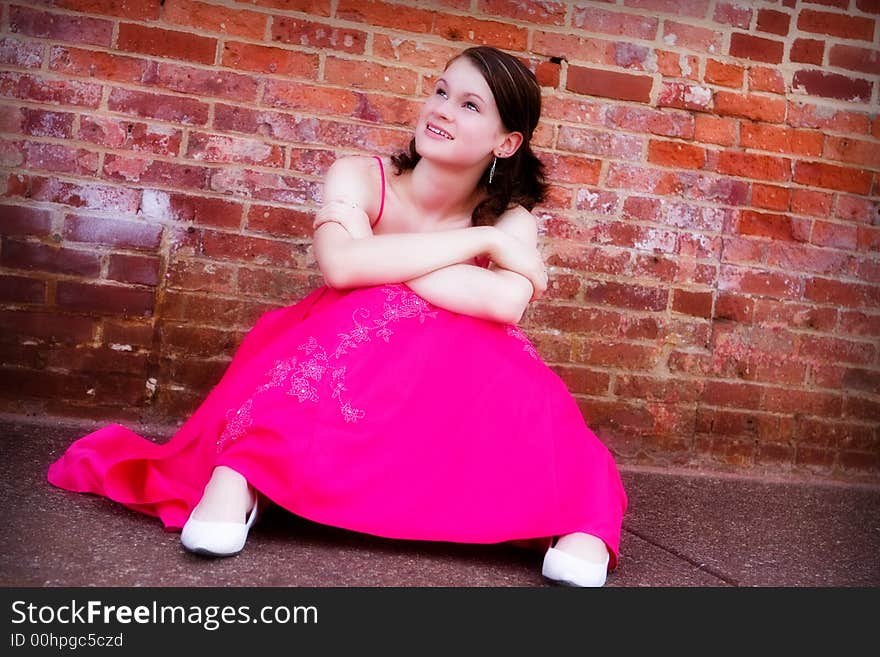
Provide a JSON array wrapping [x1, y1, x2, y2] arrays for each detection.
[[217, 285, 437, 449], [506, 325, 540, 361]]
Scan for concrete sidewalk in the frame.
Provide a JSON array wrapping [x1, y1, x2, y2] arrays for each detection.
[[2, 416, 878, 587]]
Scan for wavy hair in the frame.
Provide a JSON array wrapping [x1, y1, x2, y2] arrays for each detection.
[[390, 46, 548, 226]]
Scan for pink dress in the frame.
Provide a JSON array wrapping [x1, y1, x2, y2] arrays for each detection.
[[47, 157, 628, 568]]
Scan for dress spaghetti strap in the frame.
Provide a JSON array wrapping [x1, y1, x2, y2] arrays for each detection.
[[371, 155, 386, 228]]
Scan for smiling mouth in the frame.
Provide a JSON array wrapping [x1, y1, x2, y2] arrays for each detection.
[[426, 123, 453, 140]]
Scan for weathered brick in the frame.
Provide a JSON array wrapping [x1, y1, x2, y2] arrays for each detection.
[[736, 210, 809, 242], [9, 5, 112, 47], [791, 38, 824, 65], [22, 141, 98, 176], [575, 339, 660, 370], [787, 102, 871, 134], [324, 57, 418, 95], [792, 69, 873, 103], [117, 24, 216, 65], [48, 46, 149, 84], [647, 139, 706, 169], [836, 195, 878, 224], [694, 115, 737, 146], [753, 299, 837, 331], [144, 191, 243, 229], [751, 184, 790, 211], [186, 133, 284, 167], [671, 288, 712, 318], [0, 204, 51, 236], [793, 161, 873, 195], [654, 50, 700, 80], [0, 274, 45, 303], [15, 177, 142, 213], [0, 37, 43, 69], [765, 242, 853, 277], [713, 2, 752, 29], [103, 155, 209, 189], [810, 220, 858, 249], [373, 37, 461, 69], [107, 88, 209, 126], [623, 0, 710, 18], [21, 108, 73, 138], [572, 5, 659, 39], [701, 380, 763, 409], [246, 205, 313, 238], [719, 151, 792, 183], [165, 259, 236, 293], [704, 59, 744, 88], [432, 13, 528, 50], [221, 42, 318, 78], [797, 9, 876, 41], [604, 106, 694, 139], [567, 66, 652, 103], [729, 33, 784, 64], [542, 96, 605, 127], [657, 82, 712, 111], [78, 117, 182, 157], [542, 153, 602, 184], [151, 63, 259, 102], [663, 20, 723, 53], [805, 276, 878, 308], [53, 0, 161, 21], [824, 135, 880, 169], [271, 17, 366, 53], [162, 0, 267, 39], [829, 44, 880, 76], [748, 67, 785, 94], [557, 126, 643, 160], [63, 214, 162, 250], [799, 335, 875, 365], [714, 91, 785, 122], [0, 72, 102, 107], [740, 123, 823, 156], [719, 263, 801, 299], [338, 0, 437, 31], [790, 189, 833, 217], [0, 309, 95, 342]]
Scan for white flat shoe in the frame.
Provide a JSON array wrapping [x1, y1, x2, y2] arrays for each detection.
[[542, 546, 610, 587], [181, 496, 259, 557]]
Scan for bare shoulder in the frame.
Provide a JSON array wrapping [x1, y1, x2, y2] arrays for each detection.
[[494, 205, 538, 249], [323, 155, 383, 221]]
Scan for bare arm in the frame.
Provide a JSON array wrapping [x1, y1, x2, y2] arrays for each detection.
[[312, 156, 495, 289]]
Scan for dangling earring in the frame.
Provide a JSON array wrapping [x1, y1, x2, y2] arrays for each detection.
[[488, 156, 497, 185]]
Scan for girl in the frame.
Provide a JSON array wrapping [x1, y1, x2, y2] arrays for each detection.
[[48, 46, 627, 587]]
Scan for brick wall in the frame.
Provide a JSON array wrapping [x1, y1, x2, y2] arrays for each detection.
[[0, 0, 877, 482]]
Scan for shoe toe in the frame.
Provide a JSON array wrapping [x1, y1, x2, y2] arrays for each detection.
[[541, 547, 609, 587]]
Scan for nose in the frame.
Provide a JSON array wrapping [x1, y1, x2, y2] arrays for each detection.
[[435, 97, 453, 121]]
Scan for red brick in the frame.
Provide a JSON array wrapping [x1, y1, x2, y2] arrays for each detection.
[[23, 141, 98, 176], [718, 152, 791, 182], [107, 88, 209, 126], [762, 387, 842, 417], [704, 59, 744, 88], [790, 189, 832, 217], [53, 0, 161, 20], [566, 66, 652, 103], [432, 14, 527, 50], [165, 259, 236, 293], [719, 264, 801, 299], [810, 220, 858, 249], [856, 0, 880, 13], [117, 24, 216, 65], [839, 450, 880, 473], [0, 274, 45, 303], [765, 241, 853, 276], [186, 133, 284, 167], [799, 335, 876, 365], [748, 67, 785, 94], [150, 63, 258, 102], [647, 139, 705, 169], [246, 205, 312, 238], [19, 176, 142, 212], [836, 195, 877, 224], [571, 5, 659, 39], [786, 102, 871, 134], [57, 281, 154, 316], [794, 161, 873, 195], [829, 45, 880, 76], [701, 380, 763, 409], [623, 0, 710, 18], [805, 277, 877, 308], [163, 0, 267, 39], [0, 308, 95, 342], [857, 225, 880, 252], [740, 123, 823, 156], [0, 204, 52, 235], [250, 0, 331, 14], [844, 396, 880, 422], [611, 41, 651, 70], [48, 46, 148, 84], [797, 9, 876, 41], [324, 57, 418, 95], [753, 299, 837, 331], [103, 156, 209, 189], [573, 188, 620, 216], [580, 280, 668, 312], [713, 2, 752, 29], [78, 117, 182, 157], [694, 115, 737, 146], [0, 72, 102, 107], [221, 41, 319, 78], [657, 82, 712, 111], [802, 0, 851, 8], [729, 33, 784, 64], [841, 368, 880, 395], [824, 136, 880, 169], [576, 339, 660, 370], [261, 82, 357, 118], [840, 310, 880, 337], [654, 50, 700, 80], [0, 37, 43, 69], [671, 288, 712, 318], [63, 214, 161, 250], [338, 0, 436, 31], [271, 17, 366, 53], [791, 38, 824, 65], [793, 69, 873, 103], [534, 61, 560, 88], [756, 9, 790, 36], [372, 37, 460, 69], [736, 210, 809, 242], [142, 191, 243, 229], [714, 91, 785, 122], [21, 108, 73, 138], [663, 20, 723, 53], [605, 106, 694, 139], [752, 184, 790, 211], [1, 238, 101, 277], [9, 5, 112, 47], [199, 231, 297, 268], [542, 153, 602, 184], [557, 126, 642, 160], [107, 253, 160, 286]]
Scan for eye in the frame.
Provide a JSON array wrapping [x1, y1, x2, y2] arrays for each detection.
[[464, 101, 479, 112], [435, 87, 447, 98]]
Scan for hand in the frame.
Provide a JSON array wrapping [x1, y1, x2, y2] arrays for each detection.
[[487, 228, 548, 301]]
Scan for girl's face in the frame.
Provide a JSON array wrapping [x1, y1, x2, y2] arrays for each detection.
[[415, 56, 514, 170]]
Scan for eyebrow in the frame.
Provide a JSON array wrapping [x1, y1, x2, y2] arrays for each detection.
[[436, 77, 485, 104]]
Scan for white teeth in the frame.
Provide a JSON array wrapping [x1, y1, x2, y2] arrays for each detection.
[[427, 124, 452, 139]]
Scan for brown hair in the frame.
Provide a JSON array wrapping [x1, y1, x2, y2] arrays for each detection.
[[390, 46, 548, 226]]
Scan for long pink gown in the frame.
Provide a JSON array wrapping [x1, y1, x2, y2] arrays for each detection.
[[47, 158, 628, 569]]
